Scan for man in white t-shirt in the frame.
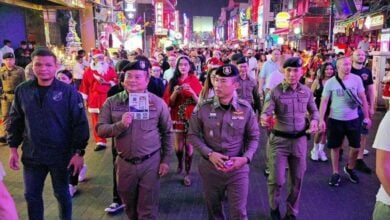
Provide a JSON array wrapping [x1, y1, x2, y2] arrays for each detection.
[[319, 56, 371, 187], [245, 49, 258, 80], [163, 55, 176, 82], [372, 111, 390, 219]]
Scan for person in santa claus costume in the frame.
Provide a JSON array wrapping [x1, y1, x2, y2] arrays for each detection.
[[80, 49, 117, 151]]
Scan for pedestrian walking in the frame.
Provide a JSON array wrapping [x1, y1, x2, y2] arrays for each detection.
[[188, 64, 259, 220], [8, 48, 89, 220], [261, 57, 319, 220]]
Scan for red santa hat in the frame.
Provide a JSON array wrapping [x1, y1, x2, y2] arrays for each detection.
[[151, 62, 161, 70], [207, 57, 223, 69], [92, 48, 104, 59]]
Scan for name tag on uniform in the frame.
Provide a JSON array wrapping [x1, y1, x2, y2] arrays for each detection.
[[209, 112, 217, 118], [232, 111, 244, 120]]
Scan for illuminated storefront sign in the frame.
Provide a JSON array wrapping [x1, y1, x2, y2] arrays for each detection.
[[123, 0, 136, 19], [365, 14, 384, 30], [155, 2, 167, 35], [275, 12, 290, 29]]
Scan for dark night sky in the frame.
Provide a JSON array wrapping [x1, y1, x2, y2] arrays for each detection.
[[176, 0, 228, 21]]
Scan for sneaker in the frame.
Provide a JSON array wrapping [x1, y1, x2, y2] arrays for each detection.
[[94, 144, 106, 151], [363, 149, 370, 155], [310, 148, 319, 161], [104, 202, 125, 213], [69, 184, 78, 197], [78, 164, 88, 182], [270, 207, 281, 220], [344, 166, 359, 183], [355, 159, 372, 174], [328, 173, 341, 187], [318, 150, 328, 162]]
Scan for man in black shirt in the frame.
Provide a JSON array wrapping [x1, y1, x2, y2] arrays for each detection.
[[351, 49, 375, 174]]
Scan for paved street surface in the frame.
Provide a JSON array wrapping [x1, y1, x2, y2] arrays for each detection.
[[1, 111, 385, 220]]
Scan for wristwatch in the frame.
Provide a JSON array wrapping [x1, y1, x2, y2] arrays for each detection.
[[74, 149, 85, 157]]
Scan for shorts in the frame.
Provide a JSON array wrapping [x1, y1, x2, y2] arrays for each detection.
[[358, 107, 369, 135], [326, 118, 361, 149]]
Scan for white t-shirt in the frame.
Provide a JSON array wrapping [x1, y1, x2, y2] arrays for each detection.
[[247, 57, 258, 80], [73, 62, 85, 80], [0, 162, 5, 182], [265, 70, 284, 91], [373, 111, 390, 205], [164, 68, 174, 82], [322, 74, 365, 121]]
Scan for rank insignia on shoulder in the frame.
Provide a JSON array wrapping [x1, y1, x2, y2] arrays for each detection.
[[78, 102, 84, 109]]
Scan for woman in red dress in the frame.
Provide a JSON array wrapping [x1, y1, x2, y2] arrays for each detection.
[[163, 56, 202, 186]]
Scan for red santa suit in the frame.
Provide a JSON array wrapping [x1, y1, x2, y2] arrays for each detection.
[[79, 49, 117, 147]]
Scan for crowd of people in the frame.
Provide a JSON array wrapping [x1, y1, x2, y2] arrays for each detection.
[[0, 39, 389, 220]]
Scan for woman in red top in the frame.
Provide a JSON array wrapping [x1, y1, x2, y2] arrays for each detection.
[[163, 56, 202, 186]]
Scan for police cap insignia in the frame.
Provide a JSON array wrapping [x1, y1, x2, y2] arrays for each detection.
[[223, 66, 232, 75], [215, 64, 239, 78], [140, 60, 146, 69]]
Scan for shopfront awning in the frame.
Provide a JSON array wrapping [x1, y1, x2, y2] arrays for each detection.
[[272, 28, 289, 35], [0, 0, 85, 10]]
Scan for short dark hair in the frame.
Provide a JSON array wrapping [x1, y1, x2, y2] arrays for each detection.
[[31, 48, 57, 63], [57, 69, 73, 80], [20, 41, 27, 45], [4, 39, 11, 45], [77, 49, 86, 56]]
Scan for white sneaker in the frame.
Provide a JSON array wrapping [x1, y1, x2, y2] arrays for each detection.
[[104, 203, 125, 213], [310, 149, 319, 161], [318, 150, 328, 162], [69, 184, 77, 197], [78, 164, 87, 182], [363, 149, 369, 155]]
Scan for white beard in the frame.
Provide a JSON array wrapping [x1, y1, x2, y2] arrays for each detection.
[[91, 61, 109, 75]]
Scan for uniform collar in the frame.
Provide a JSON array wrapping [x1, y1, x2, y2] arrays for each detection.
[[212, 95, 240, 111], [281, 80, 303, 93], [118, 90, 151, 103]]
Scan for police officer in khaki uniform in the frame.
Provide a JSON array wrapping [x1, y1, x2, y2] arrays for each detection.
[[261, 57, 319, 220], [0, 52, 25, 142], [188, 64, 259, 220], [236, 57, 261, 113], [96, 57, 173, 219]]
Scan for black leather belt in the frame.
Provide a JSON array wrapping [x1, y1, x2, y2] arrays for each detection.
[[119, 149, 160, 164], [271, 129, 308, 139], [3, 91, 14, 94]]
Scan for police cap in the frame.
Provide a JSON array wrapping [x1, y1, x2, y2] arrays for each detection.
[[215, 64, 239, 77], [122, 56, 151, 72], [283, 57, 303, 68], [230, 53, 243, 62], [236, 56, 247, 65], [3, 52, 14, 59]]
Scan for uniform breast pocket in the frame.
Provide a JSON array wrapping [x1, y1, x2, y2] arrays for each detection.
[[227, 121, 245, 139], [203, 121, 219, 140], [279, 99, 292, 114], [298, 98, 309, 113], [140, 112, 159, 131]]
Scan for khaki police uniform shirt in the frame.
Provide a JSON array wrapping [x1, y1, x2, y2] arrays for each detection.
[[188, 96, 260, 162], [262, 82, 319, 133], [236, 76, 261, 113], [96, 91, 173, 164], [0, 65, 25, 93]]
